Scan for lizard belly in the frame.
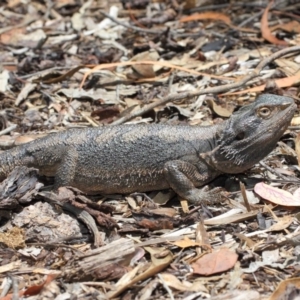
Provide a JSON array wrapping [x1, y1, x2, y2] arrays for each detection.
[[71, 168, 170, 194]]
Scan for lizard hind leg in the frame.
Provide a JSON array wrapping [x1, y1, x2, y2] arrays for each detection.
[[53, 146, 78, 191], [164, 160, 222, 204]]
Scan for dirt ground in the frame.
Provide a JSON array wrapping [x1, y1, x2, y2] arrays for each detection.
[[1, 0, 300, 299]]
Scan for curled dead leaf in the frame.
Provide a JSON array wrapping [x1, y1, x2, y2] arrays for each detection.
[[261, 1, 289, 46], [254, 182, 300, 206], [206, 98, 232, 117]]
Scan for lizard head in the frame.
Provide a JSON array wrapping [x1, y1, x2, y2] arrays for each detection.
[[204, 94, 296, 174]]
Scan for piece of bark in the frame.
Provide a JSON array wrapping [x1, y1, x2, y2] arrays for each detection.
[[0, 166, 43, 210], [11, 202, 86, 243], [63, 238, 135, 282], [39, 189, 104, 247]]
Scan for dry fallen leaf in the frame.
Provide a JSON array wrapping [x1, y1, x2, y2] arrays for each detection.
[[192, 248, 238, 276], [222, 72, 300, 95], [15, 83, 37, 106], [1, 274, 58, 300], [266, 215, 294, 232], [180, 11, 256, 33], [109, 247, 173, 298], [261, 0, 289, 46], [270, 20, 300, 34], [130, 51, 159, 78], [268, 277, 300, 300], [171, 237, 201, 249], [180, 12, 231, 25], [1, 28, 46, 48], [254, 182, 300, 206], [206, 98, 233, 117], [159, 273, 207, 292]]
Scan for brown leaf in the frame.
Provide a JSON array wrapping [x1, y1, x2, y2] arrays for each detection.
[[270, 20, 300, 33], [180, 12, 231, 25], [0, 28, 46, 48], [254, 182, 300, 206], [269, 277, 300, 300], [192, 248, 238, 275], [1, 274, 58, 300], [261, 1, 289, 46], [91, 106, 120, 123], [23, 274, 58, 297], [149, 207, 177, 217], [133, 211, 176, 230], [137, 218, 174, 230], [0, 28, 25, 44], [130, 51, 158, 78], [267, 216, 293, 232], [234, 233, 256, 248], [171, 237, 201, 249], [221, 73, 300, 95], [206, 98, 233, 117], [180, 11, 256, 33], [183, 0, 197, 9]]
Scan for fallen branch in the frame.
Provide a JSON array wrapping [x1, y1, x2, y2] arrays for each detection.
[[79, 60, 233, 87], [112, 45, 300, 125], [99, 10, 161, 35]]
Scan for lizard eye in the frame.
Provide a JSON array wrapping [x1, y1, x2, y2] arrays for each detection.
[[258, 107, 271, 118]]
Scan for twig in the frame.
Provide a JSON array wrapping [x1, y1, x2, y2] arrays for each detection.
[[27, 242, 84, 254], [0, 124, 17, 136], [0, 277, 12, 298], [259, 161, 289, 181], [10, 275, 18, 300], [112, 45, 300, 125], [238, 10, 263, 27], [99, 10, 163, 35], [158, 274, 175, 300], [239, 181, 251, 212], [0, 16, 36, 35]]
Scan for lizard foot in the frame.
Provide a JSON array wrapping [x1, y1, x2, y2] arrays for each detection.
[[184, 186, 225, 205]]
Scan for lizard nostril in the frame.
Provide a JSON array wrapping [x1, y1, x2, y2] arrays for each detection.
[[236, 132, 245, 141]]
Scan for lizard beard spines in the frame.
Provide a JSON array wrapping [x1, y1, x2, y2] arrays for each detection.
[[219, 145, 245, 166]]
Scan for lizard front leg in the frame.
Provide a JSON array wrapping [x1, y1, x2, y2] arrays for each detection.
[[164, 160, 221, 204], [53, 146, 78, 190]]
